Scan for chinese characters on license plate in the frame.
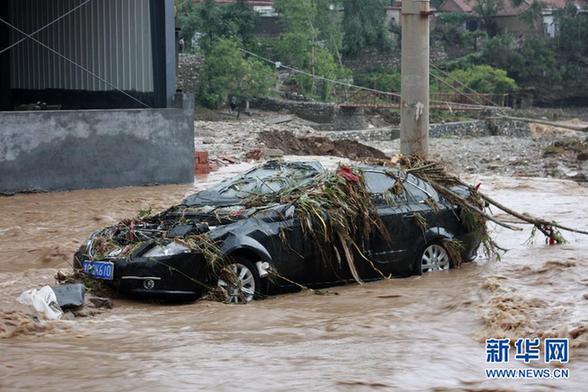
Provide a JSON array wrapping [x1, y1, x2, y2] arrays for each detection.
[[83, 261, 114, 280]]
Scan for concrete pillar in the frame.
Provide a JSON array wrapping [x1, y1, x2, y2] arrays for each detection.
[[400, 0, 430, 157], [164, 0, 177, 107], [150, 0, 177, 108]]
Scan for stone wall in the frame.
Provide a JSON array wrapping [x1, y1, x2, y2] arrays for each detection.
[[176, 54, 203, 95], [320, 128, 400, 142], [429, 120, 489, 138], [430, 118, 531, 138], [324, 118, 530, 141], [0, 94, 195, 194], [253, 98, 336, 124], [342, 38, 448, 73]]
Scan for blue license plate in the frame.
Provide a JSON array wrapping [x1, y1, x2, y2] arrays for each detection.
[[83, 261, 114, 280]]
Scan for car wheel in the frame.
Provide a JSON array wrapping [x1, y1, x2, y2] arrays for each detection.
[[419, 243, 451, 273], [216, 261, 260, 304]]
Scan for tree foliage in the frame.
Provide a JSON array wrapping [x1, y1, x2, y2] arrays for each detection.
[[273, 0, 351, 99], [556, 4, 588, 58], [176, 0, 257, 52], [342, 0, 388, 56], [478, 34, 562, 84], [355, 69, 401, 93], [199, 38, 276, 108], [471, 0, 503, 36], [444, 65, 518, 94]]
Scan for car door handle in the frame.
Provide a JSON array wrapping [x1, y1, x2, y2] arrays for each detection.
[[402, 214, 416, 220]]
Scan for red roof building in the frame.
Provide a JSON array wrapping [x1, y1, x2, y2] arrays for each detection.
[[438, 0, 587, 36]]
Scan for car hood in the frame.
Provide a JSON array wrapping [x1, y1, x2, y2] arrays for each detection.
[[180, 190, 242, 208]]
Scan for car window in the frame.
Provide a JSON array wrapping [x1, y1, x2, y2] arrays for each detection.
[[403, 182, 429, 202], [364, 171, 395, 194], [214, 165, 316, 197], [405, 174, 439, 202], [363, 170, 439, 205]]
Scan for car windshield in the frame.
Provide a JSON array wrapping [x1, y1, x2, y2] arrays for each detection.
[[363, 169, 438, 203], [204, 162, 322, 199]]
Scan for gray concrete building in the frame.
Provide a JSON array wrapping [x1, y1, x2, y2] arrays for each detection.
[[0, 0, 195, 194]]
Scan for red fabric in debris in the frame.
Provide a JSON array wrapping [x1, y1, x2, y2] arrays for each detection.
[[337, 166, 360, 183]]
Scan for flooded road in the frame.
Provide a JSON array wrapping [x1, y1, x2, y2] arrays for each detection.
[[1, 162, 587, 391]]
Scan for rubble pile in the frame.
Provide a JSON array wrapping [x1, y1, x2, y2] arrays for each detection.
[[259, 130, 388, 160], [195, 113, 588, 182]]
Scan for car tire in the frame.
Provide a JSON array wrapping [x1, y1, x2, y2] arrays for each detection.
[[216, 259, 261, 304], [417, 242, 452, 274]]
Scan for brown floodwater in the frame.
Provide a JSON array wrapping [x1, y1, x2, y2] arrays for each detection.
[[0, 163, 587, 391]]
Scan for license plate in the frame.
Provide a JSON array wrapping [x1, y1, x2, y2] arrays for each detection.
[[83, 261, 114, 280]]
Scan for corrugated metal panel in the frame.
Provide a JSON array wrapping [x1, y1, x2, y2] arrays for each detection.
[[9, 0, 153, 92]]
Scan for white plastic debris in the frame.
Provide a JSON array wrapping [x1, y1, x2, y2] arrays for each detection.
[[17, 286, 63, 320]]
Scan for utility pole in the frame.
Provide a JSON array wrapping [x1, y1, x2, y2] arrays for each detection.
[[400, 0, 431, 157]]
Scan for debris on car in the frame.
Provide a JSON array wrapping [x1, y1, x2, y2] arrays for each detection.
[[71, 158, 588, 305]]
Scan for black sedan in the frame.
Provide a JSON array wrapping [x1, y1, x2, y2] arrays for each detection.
[[76, 161, 482, 303]]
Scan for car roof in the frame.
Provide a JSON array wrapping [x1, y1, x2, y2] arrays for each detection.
[[260, 160, 325, 172], [355, 164, 401, 174]]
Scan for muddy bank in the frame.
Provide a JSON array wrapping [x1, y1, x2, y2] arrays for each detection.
[[0, 165, 587, 390]]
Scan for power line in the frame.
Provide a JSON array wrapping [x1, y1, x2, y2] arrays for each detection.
[[0, 12, 152, 109], [240, 48, 503, 110], [180, 2, 499, 110], [430, 69, 494, 108], [240, 47, 402, 98], [430, 63, 506, 109], [0, 0, 93, 55]]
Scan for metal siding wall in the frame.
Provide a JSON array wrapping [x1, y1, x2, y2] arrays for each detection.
[[8, 0, 153, 92]]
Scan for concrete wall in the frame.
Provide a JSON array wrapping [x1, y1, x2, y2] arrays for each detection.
[[0, 94, 195, 194]]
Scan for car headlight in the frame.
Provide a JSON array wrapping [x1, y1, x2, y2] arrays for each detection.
[[142, 242, 191, 258]]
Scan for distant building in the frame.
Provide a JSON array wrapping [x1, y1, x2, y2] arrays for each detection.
[[438, 0, 587, 36], [190, 0, 280, 36], [386, 1, 402, 26], [191, 0, 276, 15]]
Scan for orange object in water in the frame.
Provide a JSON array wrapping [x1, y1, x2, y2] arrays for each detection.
[[195, 151, 210, 174]]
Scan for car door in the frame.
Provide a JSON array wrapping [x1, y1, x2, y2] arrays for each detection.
[[399, 179, 438, 262], [361, 170, 414, 277], [363, 170, 443, 277]]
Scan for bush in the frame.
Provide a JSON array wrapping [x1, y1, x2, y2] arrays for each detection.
[[199, 38, 276, 108], [478, 34, 562, 85], [445, 65, 518, 94]]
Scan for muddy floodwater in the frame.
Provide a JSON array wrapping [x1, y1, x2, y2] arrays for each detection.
[[1, 160, 587, 391]]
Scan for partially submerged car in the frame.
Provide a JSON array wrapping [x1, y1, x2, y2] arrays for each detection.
[[76, 160, 482, 303]]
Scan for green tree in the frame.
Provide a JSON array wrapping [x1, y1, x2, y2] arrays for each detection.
[[519, 0, 543, 30], [556, 4, 588, 57], [176, 0, 257, 53], [355, 69, 401, 92], [273, 0, 351, 99], [342, 0, 388, 56], [274, 0, 317, 31], [198, 0, 223, 51], [478, 34, 562, 84], [221, 0, 257, 47], [445, 65, 518, 94], [176, 1, 201, 52], [315, 0, 344, 63], [200, 38, 276, 108], [471, 0, 503, 36]]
